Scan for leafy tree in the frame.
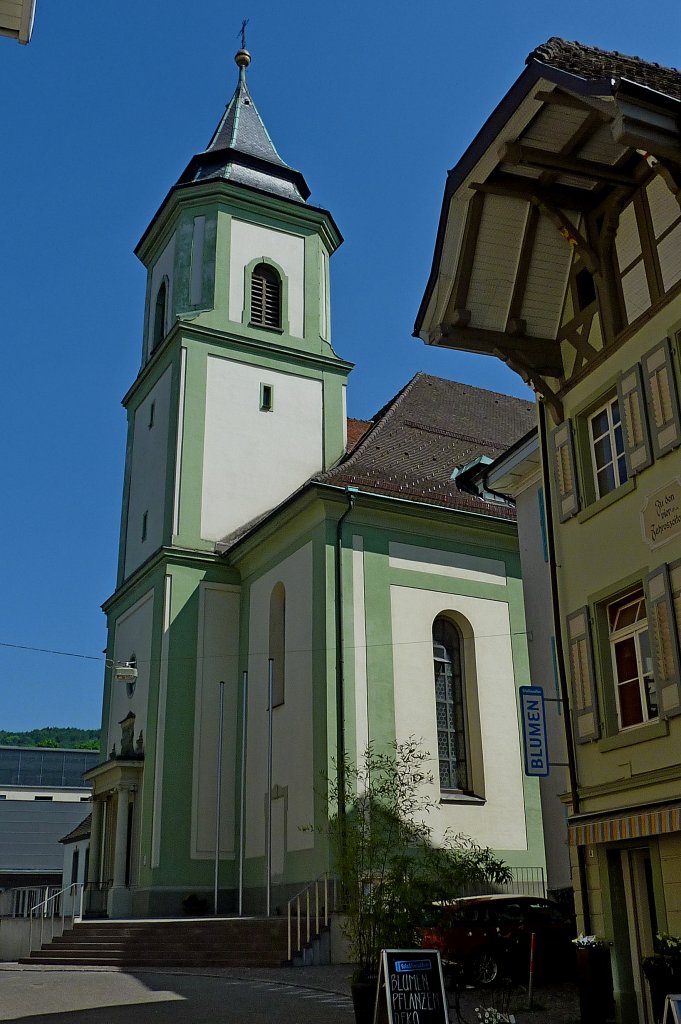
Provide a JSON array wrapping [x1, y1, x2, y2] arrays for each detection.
[[0, 727, 100, 749], [325, 739, 511, 980]]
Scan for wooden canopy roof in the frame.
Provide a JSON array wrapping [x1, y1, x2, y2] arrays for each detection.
[[414, 39, 681, 405]]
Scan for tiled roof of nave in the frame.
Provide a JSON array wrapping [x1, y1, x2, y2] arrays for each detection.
[[318, 373, 536, 519]]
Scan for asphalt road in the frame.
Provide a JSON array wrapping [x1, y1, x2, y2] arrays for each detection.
[[0, 968, 355, 1023]]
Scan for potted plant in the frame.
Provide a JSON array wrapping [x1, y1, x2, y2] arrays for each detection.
[[642, 933, 681, 1024], [572, 934, 614, 1023], [182, 892, 209, 916], [323, 740, 511, 1024]]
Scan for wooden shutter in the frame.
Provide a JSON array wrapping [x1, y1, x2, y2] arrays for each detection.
[[551, 421, 580, 522], [642, 337, 681, 458], [644, 564, 681, 718], [617, 365, 653, 475], [566, 607, 600, 742]]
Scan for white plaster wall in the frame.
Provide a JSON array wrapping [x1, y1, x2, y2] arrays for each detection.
[[124, 365, 172, 577], [245, 543, 314, 859], [191, 583, 241, 859], [201, 356, 323, 541], [390, 585, 527, 851], [61, 836, 90, 914], [108, 590, 154, 753], [515, 484, 571, 889], [147, 232, 176, 357], [229, 219, 305, 337]]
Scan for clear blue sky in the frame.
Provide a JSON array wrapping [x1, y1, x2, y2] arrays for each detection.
[[1, 1, 680, 731]]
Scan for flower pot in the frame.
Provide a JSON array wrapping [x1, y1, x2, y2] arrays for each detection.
[[576, 946, 614, 1024], [351, 977, 378, 1024]]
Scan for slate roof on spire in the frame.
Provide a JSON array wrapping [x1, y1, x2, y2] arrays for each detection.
[[177, 53, 310, 203]]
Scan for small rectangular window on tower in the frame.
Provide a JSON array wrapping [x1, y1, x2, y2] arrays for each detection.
[[142, 511, 148, 541], [260, 383, 274, 412], [148, 401, 155, 429]]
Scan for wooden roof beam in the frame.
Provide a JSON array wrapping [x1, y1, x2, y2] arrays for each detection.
[[534, 89, 614, 122], [431, 323, 563, 378], [500, 142, 637, 186], [470, 175, 596, 212]]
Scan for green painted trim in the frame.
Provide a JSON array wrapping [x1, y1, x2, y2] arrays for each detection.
[[103, 545, 232, 612], [389, 568, 513, 603], [598, 718, 669, 750], [136, 179, 342, 265], [173, 343, 208, 548], [122, 321, 353, 408], [576, 477, 636, 523]]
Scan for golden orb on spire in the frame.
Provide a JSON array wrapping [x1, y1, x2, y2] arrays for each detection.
[[235, 48, 251, 69]]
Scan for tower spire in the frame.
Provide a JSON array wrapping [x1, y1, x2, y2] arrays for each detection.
[[176, 26, 310, 202], [235, 18, 250, 82]]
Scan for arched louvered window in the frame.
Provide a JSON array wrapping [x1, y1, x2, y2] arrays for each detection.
[[251, 263, 281, 329], [152, 279, 167, 352], [432, 617, 469, 792]]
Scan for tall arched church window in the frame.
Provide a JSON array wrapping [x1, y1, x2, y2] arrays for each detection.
[[432, 617, 469, 792], [269, 582, 286, 706], [152, 279, 167, 352], [251, 263, 282, 329]]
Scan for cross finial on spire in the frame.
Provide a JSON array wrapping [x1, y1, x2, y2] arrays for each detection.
[[235, 19, 251, 80]]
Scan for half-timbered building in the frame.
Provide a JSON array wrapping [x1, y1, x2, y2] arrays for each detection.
[[416, 38, 681, 1024]]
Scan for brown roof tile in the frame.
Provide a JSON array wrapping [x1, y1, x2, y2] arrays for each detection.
[[528, 37, 681, 100], [346, 417, 373, 453], [317, 374, 536, 519]]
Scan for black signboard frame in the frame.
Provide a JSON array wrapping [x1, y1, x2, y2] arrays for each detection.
[[374, 948, 448, 1024]]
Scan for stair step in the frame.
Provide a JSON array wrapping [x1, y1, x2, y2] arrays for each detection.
[[23, 916, 291, 968]]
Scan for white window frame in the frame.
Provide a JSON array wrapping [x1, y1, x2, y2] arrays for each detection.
[[589, 396, 628, 499], [608, 590, 657, 730]]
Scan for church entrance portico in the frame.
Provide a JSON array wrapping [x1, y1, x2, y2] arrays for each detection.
[[84, 760, 142, 918]]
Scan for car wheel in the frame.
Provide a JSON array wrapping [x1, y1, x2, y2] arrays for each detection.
[[468, 950, 500, 986]]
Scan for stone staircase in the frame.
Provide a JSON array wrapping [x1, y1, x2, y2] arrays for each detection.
[[20, 917, 290, 968]]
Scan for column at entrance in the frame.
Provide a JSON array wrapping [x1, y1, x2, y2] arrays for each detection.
[[108, 785, 133, 918]]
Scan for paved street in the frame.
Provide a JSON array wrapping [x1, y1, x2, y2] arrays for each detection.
[[0, 966, 354, 1023], [0, 964, 579, 1023]]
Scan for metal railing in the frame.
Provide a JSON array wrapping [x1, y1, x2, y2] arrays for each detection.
[[27, 882, 84, 956], [287, 874, 339, 962], [461, 865, 547, 898], [0, 885, 61, 918]]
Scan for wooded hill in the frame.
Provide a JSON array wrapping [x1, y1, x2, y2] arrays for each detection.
[[0, 728, 100, 749]]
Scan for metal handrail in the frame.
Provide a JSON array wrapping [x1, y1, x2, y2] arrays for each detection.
[[28, 881, 84, 956], [286, 874, 338, 962]]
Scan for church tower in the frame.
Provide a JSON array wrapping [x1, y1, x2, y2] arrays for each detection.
[[88, 46, 351, 918], [121, 45, 350, 576]]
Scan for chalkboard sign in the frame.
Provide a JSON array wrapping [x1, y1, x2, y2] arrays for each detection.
[[663, 994, 681, 1023], [374, 949, 448, 1024]]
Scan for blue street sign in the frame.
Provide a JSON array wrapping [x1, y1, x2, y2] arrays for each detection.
[[519, 686, 550, 777]]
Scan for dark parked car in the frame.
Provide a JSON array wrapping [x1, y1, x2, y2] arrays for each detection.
[[421, 894, 575, 986]]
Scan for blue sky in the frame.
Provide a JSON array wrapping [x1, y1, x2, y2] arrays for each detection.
[[1, 1, 680, 731]]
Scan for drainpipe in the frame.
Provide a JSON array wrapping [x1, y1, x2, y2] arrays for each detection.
[[538, 400, 591, 932], [334, 488, 356, 827]]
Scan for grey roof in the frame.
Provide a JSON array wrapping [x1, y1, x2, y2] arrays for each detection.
[[0, 801, 91, 873], [59, 813, 91, 845], [177, 60, 310, 202], [316, 374, 535, 519], [528, 37, 681, 100]]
